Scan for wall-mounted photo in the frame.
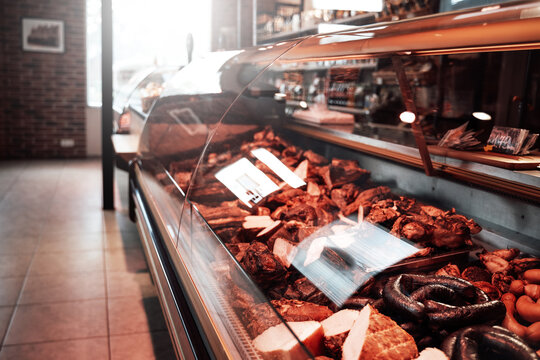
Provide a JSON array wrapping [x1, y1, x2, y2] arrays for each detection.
[[22, 18, 64, 53]]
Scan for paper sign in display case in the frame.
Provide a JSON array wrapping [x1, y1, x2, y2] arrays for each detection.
[[129, 2, 540, 359]]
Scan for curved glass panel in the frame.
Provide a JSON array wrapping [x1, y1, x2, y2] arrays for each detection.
[[137, 40, 315, 359], [117, 66, 179, 136], [127, 66, 178, 116], [182, 5, 540, 356], [113, 66, 155, 113], [137, 3, 540, 358]]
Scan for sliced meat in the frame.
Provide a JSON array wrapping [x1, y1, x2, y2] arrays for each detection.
[[321, 309, 361, 358], [365, 199, 400, 226], [241, 242, 287, 286], [343, 186, 393, 216], [273, 238, 297, 268], [391, 215, 434, 243], [271, 299, 333, 322], [320, 159, 370, 189], [226, 243, 250, 262], [331, 184, 361, 211], [436, 264, 461, 278], [283, 203, 318, 226], [253, 321, 324, 359], [303, 150, 328, 165], [342, 305, 418, 360]]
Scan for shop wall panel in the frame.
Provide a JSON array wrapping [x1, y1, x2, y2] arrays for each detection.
[[0, 0, 86, 158]]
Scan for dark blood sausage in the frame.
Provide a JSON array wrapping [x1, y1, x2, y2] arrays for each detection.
[[472, 286, 491, 303], [371, 298, 386, 312], [406, 274, 477, 299], [410, 284, 458, 304], [383, 274, 425, 320], [383, 273, 503, 328], [423, 299, 456, 313], [383, 274, 478, 320], [426, 300, 506, 328], [442, 325, 538, 360], [342, 296, 373, 310]]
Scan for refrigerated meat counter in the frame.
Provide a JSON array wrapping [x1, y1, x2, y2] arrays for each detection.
[[128, 2, 540, 359]]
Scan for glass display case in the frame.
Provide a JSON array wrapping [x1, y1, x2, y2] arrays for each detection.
[[113, 66, 179, 135], [129, 2, 540, 359]]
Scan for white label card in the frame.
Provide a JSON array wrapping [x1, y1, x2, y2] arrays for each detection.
[[215, 158, 279, 208]]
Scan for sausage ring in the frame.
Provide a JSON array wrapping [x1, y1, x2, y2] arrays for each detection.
[[516, 295, 540, 323], [441, 325, 538, 360], [382, 274, 505, 328]]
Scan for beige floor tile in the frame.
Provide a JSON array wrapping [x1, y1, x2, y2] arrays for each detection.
[[0, 337, 109, 360], [103, 210, 137, 233], [19, 273, 105, 305], [0, 254, 33, 278], [1, 188, 56, 206], [0, 277, 24, 306], [7, 182, 58, 197], [46, 208, 104, 223], [4, 299, 107, 345], [41, 216, 104, 235], [110, 331, 175, 360], [0, 218, 43, 238], [104, 230, 141, 250], [107, 272, 156, 299], [28, 250, 103, 276], [106, 248, 148, 273], [0, 207, 47, 224], [0, 306, 14, 342], [108, 297, 166, 336], [52, 193, 102, 207], [37, 232, 103, 253], [0, 236, 39, 255]]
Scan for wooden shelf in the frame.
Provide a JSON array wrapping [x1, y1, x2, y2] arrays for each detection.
[[428, 146, 540, 170], [285, 121, 540, 203]]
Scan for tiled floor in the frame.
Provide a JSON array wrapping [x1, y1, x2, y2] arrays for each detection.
[[0, 159, 175, 359]]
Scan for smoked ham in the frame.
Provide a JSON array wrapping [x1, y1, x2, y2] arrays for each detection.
[[342, 305, 418, 360], [320, 309, 361, 358]]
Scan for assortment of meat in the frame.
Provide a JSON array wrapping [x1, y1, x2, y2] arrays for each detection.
[[161, 126, 539, 359], [431, 248, 540, 358]]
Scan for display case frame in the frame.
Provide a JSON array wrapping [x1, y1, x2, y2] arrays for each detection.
[[130, 2, 540, 359]]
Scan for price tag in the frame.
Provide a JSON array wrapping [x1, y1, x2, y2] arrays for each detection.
[[487, 126, 529, 155]]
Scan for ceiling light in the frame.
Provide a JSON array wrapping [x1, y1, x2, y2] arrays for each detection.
[[472, 112, 492, 121], [399, 111, 416, 123]]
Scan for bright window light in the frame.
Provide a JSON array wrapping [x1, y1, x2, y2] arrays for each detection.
[[86, 0, 211, 106], [312, 0, 384, 12]]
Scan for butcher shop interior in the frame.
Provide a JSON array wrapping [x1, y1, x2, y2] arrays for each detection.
[[1, 0, 540, 359]]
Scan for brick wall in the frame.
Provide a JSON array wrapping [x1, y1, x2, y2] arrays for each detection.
[[0, 0, 86, 158]]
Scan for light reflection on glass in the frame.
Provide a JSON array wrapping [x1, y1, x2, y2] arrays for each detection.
[[312, 0, 383, 12], [291, 220, 420, 306], [251, 148, 306, 188]]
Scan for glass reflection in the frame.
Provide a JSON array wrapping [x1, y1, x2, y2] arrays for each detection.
[[290, 219, 419, 306]]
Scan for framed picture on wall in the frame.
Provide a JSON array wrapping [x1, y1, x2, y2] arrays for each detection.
[[22, 18, 64, 53]]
